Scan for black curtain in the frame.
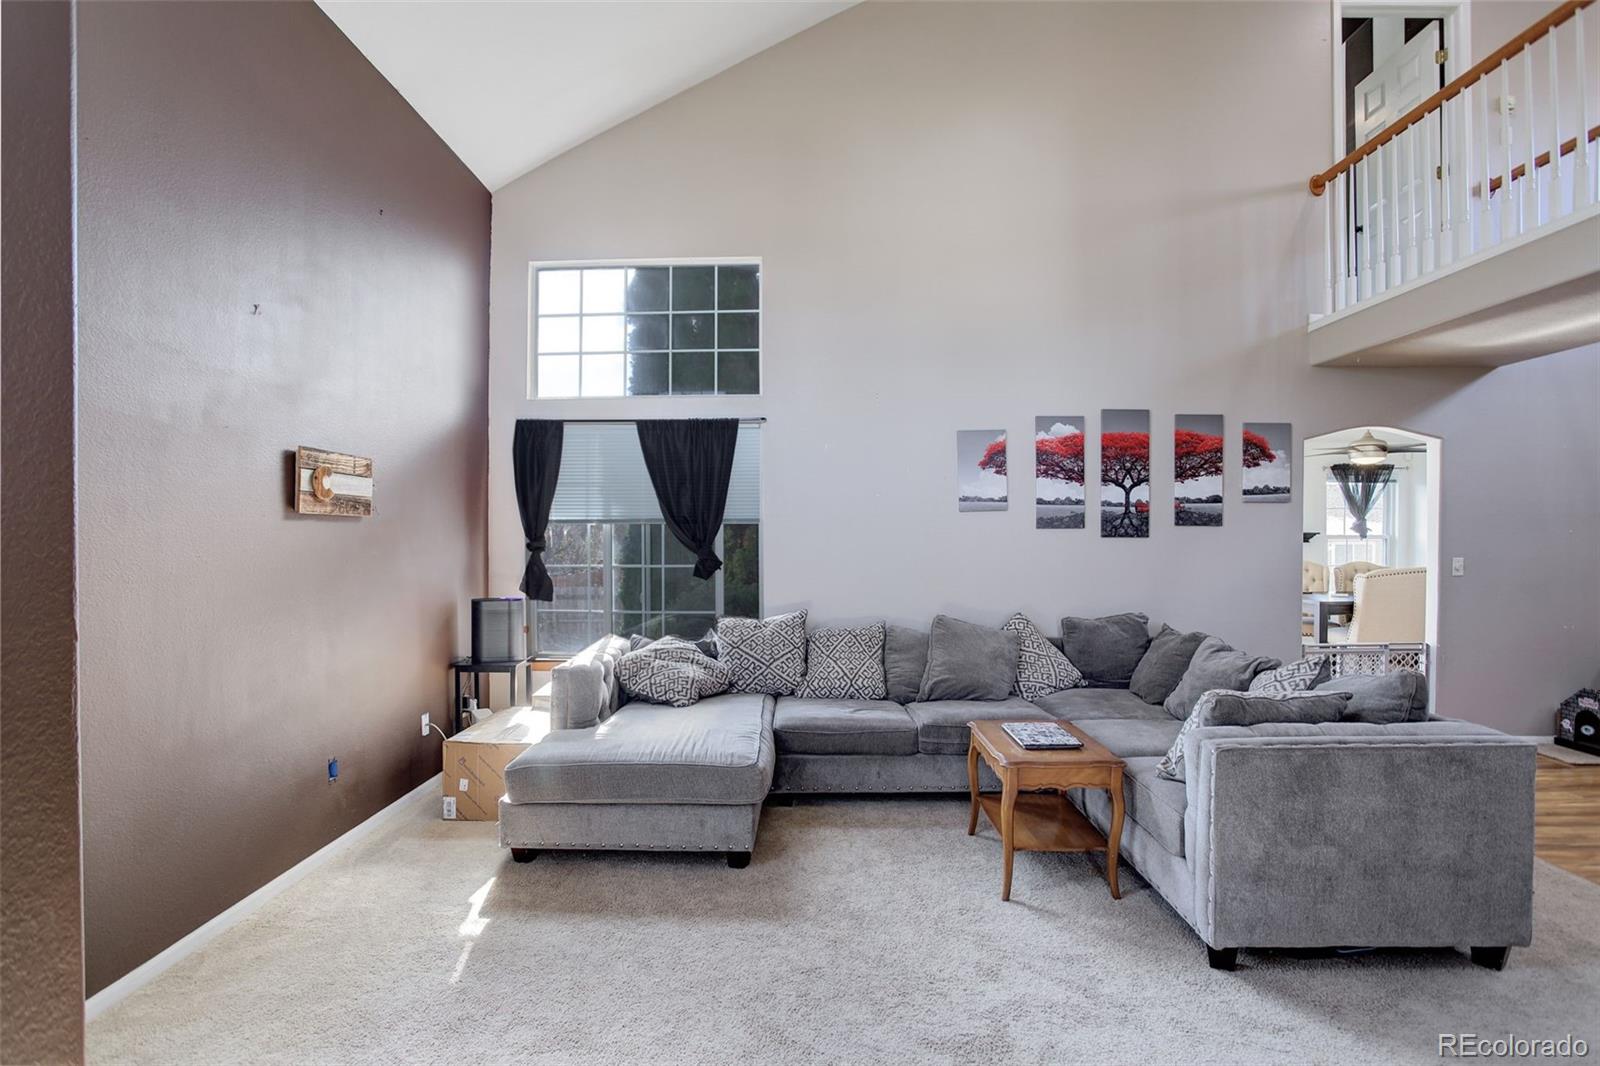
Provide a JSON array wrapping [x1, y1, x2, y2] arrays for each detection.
[[636, 419, 739, 580], [513, 420, 564, 600], [1329, 462, 1393, 539]]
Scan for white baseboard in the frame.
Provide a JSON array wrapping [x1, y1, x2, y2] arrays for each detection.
[[85, 772, 441, 1022]]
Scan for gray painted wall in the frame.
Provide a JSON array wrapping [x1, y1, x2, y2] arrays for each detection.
[[488, 2, 1599, 736], [76, 1, 490, 994], [1, 2, 85, 1060]]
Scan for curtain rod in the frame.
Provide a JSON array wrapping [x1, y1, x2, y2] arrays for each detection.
[[540, 417, 767, 425]]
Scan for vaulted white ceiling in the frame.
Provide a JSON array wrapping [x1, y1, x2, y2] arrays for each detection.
[[318, 1, 852, 191]]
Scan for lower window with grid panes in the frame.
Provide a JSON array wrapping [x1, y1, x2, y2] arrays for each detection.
[[535, 522, 760, 656]]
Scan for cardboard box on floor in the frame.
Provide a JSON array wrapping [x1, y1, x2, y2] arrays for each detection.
[[442, 704, 551, 820]]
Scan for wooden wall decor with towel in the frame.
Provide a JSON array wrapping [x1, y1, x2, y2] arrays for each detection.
[[293, 446, 373, 517]]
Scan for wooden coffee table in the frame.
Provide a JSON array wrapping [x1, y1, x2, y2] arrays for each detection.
[[966, 720, 1126, 901]]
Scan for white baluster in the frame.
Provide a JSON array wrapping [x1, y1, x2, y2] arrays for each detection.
[[1500, 60, 1516, 240], [1548, 26, 1562, 219], [1577, 9, 1594, 206], [1359, 156, 1373, 300], [1479, 78, 1493, 248], [1406, 123, 1421, 281], [1460, 84, 1477, 256], [1374, 145, 1389, 293], [1522, 43, 1537, 229], [1348, 169, 1360, 304], [1324, 181, 1334, 315], [1443, 92, 1456, 259], [1336, 171, 1349, 310], [1389, 134, 1403, 284], [1422, 114, 1437, 275]]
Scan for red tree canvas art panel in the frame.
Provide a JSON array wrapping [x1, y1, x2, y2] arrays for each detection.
[[1174, 414, 1224, 526], [1034, 416, 1085, 529], [1243, 422, 1292, 502], [1101, 409, 1150, 537], [961, 429, 1008, 512]]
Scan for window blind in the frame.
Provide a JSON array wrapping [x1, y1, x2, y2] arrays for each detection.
[[548, 423, 760, 523]]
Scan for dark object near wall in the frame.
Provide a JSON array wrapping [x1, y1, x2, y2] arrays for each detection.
[[513, 420, 564, 600], [636, 419, 739, 579], [472, 597, 526, 663], [1555, 689, 1600, 755]]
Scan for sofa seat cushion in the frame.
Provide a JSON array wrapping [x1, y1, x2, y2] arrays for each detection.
[[1030, 687, 1169, 722], [503, 693, 775, 806], [773, 698, 918, 756], [1081, 757, 1188, 857], [1072, 717, 1185, 759], [905, 698, 1049, 755]]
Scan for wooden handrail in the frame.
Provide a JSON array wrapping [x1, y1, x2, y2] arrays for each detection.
[[1309, 0, 1594, 195], [1485, 124, 1600, 194]]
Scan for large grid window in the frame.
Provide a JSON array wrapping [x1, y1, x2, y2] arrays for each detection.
[[532, 422, 761, 656], [538, 522, 761, 655], [1324, 475, 1392, 570], [533, 263, 760, 398]]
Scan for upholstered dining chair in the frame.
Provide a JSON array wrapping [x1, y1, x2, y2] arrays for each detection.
[[1332, 559, 1382, 595], [1346, 567, 1427, 643], [1302, 560, 1329, 594]]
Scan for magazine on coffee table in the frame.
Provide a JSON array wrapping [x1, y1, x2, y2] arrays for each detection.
[[1001, 722, 1084, 750]]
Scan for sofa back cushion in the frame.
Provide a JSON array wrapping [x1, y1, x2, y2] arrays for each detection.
[[1314, 669, 1429, 723], [1059, 613, 1151, 686], [550, 634, 632, 729], [1157, 689, 1353, 780], [917, 615, 1020, 702], [1163, 637, 1280, 720], [883, 625, 929, 705], [717, 610, 808, 696], [796, 622, 888, 701], [1128, 624, 1208, 704]]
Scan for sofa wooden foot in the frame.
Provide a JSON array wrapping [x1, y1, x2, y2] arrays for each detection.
[[726, 851, 752, 869], [1470, 946, 1510, 971], [510, 847, 539, 863], [1207, 946, 1238, 971]]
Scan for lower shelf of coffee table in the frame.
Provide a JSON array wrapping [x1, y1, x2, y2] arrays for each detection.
[[977, 791, 1108, 853]]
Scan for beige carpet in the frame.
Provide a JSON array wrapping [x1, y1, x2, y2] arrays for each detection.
[[90, 790, 1600, 1065]]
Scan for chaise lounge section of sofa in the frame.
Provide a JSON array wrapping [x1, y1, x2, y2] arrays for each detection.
[[500, 619, 1535, 968]]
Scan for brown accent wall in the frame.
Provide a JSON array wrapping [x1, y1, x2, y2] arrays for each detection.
[[1, 2, 87, 1061], [75, 2, 490, 994]]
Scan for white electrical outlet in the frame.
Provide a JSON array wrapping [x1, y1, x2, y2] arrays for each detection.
[[1451, 557, 1466, 576], [422, 713, 430, 737], [442, 796, 456, 820]]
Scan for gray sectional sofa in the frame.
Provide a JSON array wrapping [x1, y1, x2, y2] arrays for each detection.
[[499, 621, 1535, 969]]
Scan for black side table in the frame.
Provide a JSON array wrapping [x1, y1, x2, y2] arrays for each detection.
[[448, 657, 534, 733]]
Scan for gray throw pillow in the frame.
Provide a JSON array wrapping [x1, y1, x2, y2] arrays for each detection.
[[917, 615, 1020, 702], [1059, 612, 1152, 686], [617, 637, 733, 707], [1163, 637, 1281, 720], [883, 625, 929, 705], [716, 610, 808, 696], [1248, 654, 1331, 695], [1128, 624, 1208, 704], [1314, 669, 1429, 723], [797, 623, 887, 701], [1157, 689, 1354, 780]]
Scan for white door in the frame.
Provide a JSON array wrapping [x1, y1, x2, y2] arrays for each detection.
[[1353, 22, 1443, 289]]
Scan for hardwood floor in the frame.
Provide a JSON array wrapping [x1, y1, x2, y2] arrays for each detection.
[[1536, 754, 1600, 886]]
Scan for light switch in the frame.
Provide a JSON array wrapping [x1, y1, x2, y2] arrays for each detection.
[[1451, 557, 1465, 576]]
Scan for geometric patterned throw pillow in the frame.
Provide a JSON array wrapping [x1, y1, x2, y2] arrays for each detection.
[[617, 637, 732, 707], [1002, 613, 1086, 700], [1248, 654, 1331, 696], [796, 623, 887, 700], [1156, 688, 1232, 781], [716, 610, 808, 696]]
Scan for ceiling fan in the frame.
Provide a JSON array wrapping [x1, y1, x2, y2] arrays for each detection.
[[1307, 429, 1426, 466]]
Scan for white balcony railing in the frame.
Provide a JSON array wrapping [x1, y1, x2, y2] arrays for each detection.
[[1311, 0, 1598, 319]]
